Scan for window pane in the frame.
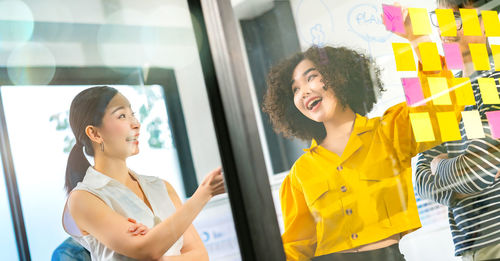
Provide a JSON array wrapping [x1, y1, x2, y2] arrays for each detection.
[[0, 0, 241, 259]]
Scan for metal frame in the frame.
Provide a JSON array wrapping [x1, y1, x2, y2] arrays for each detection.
[[0, 90, 30, 261], [188, 0, 286, 260]]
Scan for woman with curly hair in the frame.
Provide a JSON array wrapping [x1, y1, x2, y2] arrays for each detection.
[[262, 45, 457, 261]]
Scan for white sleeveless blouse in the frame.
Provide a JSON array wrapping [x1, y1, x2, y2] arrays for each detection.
[[63, 167, 183, 260]]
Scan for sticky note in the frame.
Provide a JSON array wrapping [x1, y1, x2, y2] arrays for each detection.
[[461, 110, 485, 139], [419, 42, 442, 71], [478, 78, 500, 104], [382, 5, 406, 34], [491, 44, 500, 71], [451, 78, 475, 105], [443, 43, 464, 69], [469, 43, 491, 71], [481, 10, 500, 37], [408, 8, 432, 35], [402, 78, 426, 106], [436, 112, 462, 141], [485, 110, 500, 138], [392, 43, 416, 71], [428, 77, 452, 105], [460, 9, 482, 36], [410, 112, 435, 142], [436, 9, 457, 37]]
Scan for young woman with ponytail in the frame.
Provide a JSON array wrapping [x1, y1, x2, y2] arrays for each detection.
[[62, 86, 225, 260]]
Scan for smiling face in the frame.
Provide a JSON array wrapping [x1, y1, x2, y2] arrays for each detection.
[[98, 93, 141, 159], [291, 59, 340, 123], [437, 4, 487, 60]]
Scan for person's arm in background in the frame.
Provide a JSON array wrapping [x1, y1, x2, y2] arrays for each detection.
[[280, 169, 317, 261], [431, 121, 500, 194], [415, 146, 457, 207]]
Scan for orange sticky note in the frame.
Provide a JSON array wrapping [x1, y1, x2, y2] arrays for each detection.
[[481, 10, 500, 37], [392, 43, 416, 71], [451, 78, 475, 105], [436, 112, 462, 141], [461, 110, 485, 139], [436, 9, 457, 37], [478, 78, 500, 104], [428, 77, 452, 105], [491, 44, 500, 71], [469, 43, 491, 71], [418, 42, 442, 71], [410, 112, 435, 142], [460, 9, 482, 36], [408, 8, 432, 35]]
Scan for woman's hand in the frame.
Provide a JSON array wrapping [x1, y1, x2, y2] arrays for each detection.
[[382, 2, 431, 44], [431, 153, 448, 175], [127, 218, 149, 236], [197, 167, 226, 199]]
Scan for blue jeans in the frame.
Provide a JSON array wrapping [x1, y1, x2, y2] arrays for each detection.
[[51, 237, 91, 261]]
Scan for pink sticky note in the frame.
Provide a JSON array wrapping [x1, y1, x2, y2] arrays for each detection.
[[443, 43, 464, 69], [486, 111, 500, 139], [383, 4, 406, 34], [402, 78, 426, 106]]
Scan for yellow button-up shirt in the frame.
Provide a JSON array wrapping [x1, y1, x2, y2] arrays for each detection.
[[280, 58, 461, 260], [280, 97, 463, 260]]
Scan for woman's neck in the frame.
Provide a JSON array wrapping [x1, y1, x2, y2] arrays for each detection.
[[94, 156, 130, 185], [322, 107, 356, 141]]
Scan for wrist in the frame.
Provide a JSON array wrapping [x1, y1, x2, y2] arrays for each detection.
[[192, 188, 212, 204]]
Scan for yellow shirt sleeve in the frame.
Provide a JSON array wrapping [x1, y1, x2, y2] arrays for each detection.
[[280, 170, 317, 261]]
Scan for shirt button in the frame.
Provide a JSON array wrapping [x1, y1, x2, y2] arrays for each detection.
[[340, 186, 347, 192], [345, 209, 353, 215], [351, 233, 358, 240], [337, 165, 343, 171]]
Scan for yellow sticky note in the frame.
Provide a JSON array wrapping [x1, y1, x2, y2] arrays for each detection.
[[460, 9, 482, 36], [461, 110, 485, 139], [451, 78, 475, 105], [436, 9, 457, 37], [492, 44, 500, 71], [408, 8, 432, 35], [418, 42, 442, 71], [481, 10, 500, 37], [392, 43, 416, 71], [428, 77, 452, 105], [410, 112, 435, 142], [478, 78, 500, 104], [437, 112, 462, 142], [469, 43, 491, 71]]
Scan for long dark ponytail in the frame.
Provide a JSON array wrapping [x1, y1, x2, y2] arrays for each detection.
[[65, 86, 118, 194]]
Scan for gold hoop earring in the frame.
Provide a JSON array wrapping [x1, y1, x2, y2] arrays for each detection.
[[100, 142, 104, 152]]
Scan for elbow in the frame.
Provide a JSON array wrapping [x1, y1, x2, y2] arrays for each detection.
[[127, 239, 163, 261]]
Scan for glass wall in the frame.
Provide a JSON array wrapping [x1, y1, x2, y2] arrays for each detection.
[[0, 0, 240, 260], [228, 0, 500, 260]]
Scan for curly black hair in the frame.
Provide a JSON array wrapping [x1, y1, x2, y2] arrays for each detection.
[[262, 45, 384, 142]]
